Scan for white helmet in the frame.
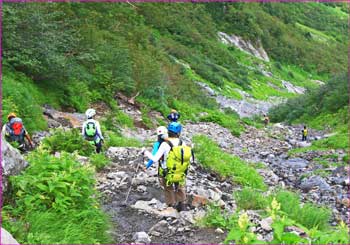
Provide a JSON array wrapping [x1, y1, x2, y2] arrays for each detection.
[[85, 108, 96, 119], [156, 126, 168, 136]]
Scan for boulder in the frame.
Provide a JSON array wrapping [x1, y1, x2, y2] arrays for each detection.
[[281, 158, 309, 170], [133, 231, 151, 243], [1, 227, 19, 244], [300, 176, 331, 192], [1, 137, 28, 192]]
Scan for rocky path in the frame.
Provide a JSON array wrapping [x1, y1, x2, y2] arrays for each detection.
[[95, 121, 348, 243], [30, 105, 348, 243]]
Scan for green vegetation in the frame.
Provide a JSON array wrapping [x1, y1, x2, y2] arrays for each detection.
[[194, 135, 266, 190], [2, 68, 48, 132], [3, 2, 347, 133], [105, 131, 143, 148], [235, 187, 268, 210], [2, 151, 113, 244], [41, 128, 95, 156], [202, 190, 341, 244]]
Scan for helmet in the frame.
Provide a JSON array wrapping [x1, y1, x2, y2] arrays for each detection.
[[171, 109, 177, 113], [7, 112, 17, 120], [85, 108, 96, 119], [167, 122, 182, 134], [156, 126, 167, 136]]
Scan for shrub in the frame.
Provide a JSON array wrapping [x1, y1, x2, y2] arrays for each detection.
[[89, 153, 111, 170], [41, 128, 95, 156], [3, 150, 113, 244], [235, 187, 268, 210]]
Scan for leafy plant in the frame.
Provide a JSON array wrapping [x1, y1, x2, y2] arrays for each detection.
[[41, 128, 95, 156], [235, 187, 268, 210]]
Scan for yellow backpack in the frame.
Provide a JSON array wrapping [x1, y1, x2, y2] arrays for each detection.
[[164, 140, 193, 186]]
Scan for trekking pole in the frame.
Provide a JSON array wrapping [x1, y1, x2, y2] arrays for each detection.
[[123, 154, 144, 206]]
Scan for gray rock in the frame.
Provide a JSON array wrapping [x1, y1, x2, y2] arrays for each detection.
[[149, 220, 168, 234], [296, 141, 312, 148], [133, 231, 151, 243], [106, 147, 141, 165], [300, 176, 331, 192], [215, 228, 225, 234], [260, 217, 273, 231], [1, 227, 19, 244], [137, 185, 147, 193], [218, 32, 270, 62], [1, 137, 28, 192], [281, 158, 309, 169]]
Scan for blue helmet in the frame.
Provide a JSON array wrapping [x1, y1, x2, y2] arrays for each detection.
[[167, 122, 182, 134]]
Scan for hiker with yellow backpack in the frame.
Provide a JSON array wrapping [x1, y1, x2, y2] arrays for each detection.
[[143, 122, 194, 212], [301, 125, 308, 141]]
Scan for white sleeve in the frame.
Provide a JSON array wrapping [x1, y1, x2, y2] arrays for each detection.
[[81, 122, 86, 137], [145, 142, 170, 163], [96, 121, 104, 140]]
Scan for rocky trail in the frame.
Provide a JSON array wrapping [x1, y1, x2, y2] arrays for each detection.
[[24, 104, 348, 243]]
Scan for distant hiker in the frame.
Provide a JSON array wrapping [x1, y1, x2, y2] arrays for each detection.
[[143, 122, 193, 212], [263, 114, 270, 126], [3, 112, 34, 150], [82, 108, 104, 153], [145, 126, 168, 169], [167, 109, 180, 122], [302, 126, 308, 141]]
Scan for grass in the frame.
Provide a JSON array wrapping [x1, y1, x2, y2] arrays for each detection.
[[2, 68, 48, 132], [296, 22, 336, 42], [105, 131, 143, 148], [235, 187, 269, 210], [275, 190, 331, 231], [193, 135, 267, 190]]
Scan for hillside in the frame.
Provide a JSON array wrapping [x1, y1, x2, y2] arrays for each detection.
[[1, 1, 349, 244]]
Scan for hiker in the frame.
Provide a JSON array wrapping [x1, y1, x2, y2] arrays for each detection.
[[263, 114, 270, 126], [302, 126, 308, 141], [167, 109, 180, 122], [145, 126, 168, 169], [143, 122, 193, 211], [82, 108, 104, 153], [3, 112, 34, 150]]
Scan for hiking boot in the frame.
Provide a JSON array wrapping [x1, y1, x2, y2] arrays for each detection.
[[176, 202, 186, 212]]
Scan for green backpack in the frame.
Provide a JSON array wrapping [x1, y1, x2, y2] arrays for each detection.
[[164, 140, 193, 186], [85, 121, 97, 138]]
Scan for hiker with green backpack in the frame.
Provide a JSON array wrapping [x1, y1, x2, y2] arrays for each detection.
[[142, 122, 194, 212], [82, 108, 104, 153]]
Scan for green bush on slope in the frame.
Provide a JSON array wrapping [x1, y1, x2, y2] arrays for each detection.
[[2, 151, 113, 244]]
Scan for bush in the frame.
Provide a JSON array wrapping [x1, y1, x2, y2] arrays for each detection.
[[2, 69, 48, 132], [89, 153, 111, 170], [41, 128, 95, 156], [235, 187, 268, 210], [3, 150, 113, 244]]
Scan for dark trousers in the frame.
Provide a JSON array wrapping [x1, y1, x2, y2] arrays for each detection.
[[302, 135, 307, 141]]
